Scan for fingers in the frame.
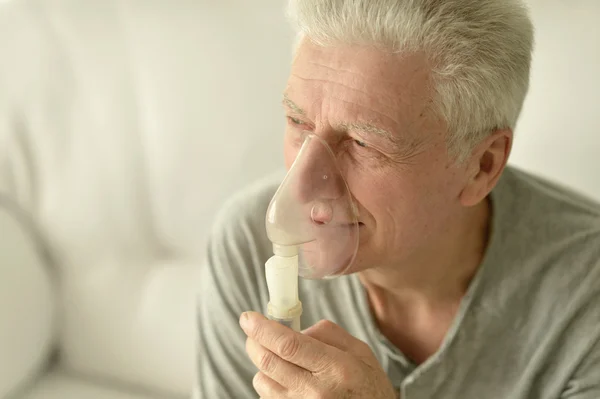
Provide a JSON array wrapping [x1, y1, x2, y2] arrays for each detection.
[[302, 320, 378, 367], [240, 311, 337, 373], [253, 371, 286, 399], [246, 337, 312, 390], [302, 320, 354, 351]]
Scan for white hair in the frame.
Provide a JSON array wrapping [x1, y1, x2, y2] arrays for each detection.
[[286, 0, 534, 161]]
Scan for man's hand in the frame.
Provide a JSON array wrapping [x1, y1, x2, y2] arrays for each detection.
[[240, 311, 397, 399]]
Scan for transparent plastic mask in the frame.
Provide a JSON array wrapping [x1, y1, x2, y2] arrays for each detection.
[[266, 134, 359, 279]]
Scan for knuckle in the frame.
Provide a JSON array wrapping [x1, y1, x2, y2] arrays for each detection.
[[303, 319, 338, 338], [311, 319, 335, 334], [249, 321, 263, 340], [277, 335, 301, 359], [258, 350, 277, 372], [318, 319, 336, 329], [355, 339, 372, 353], [252, 372, 275, 396], [252, 372, 266, 389], [336, 366, 355, 385], [247, 318, 269, 342]]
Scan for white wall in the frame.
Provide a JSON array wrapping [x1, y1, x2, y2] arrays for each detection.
[[510, 0, 600, 200]]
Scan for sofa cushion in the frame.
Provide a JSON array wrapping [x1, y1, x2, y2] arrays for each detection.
[[18, 370, 176, 399], [0, 0, 291, 396], [0, 205, 56, 398]]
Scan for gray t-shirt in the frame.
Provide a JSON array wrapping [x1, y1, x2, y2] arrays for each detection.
[[197, 166, 600, 399]]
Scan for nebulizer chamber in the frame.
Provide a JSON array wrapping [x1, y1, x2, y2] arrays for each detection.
[[265, 134, 359, 330]]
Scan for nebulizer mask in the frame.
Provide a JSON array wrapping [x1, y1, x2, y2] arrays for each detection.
[[264, 134, 359, 330]]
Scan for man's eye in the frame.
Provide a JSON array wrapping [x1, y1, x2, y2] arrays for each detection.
[[288, 117, 305, 125], [354, 139, 368, 148]]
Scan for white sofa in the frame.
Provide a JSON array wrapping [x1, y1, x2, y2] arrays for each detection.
[[0, 0, 598, 398]]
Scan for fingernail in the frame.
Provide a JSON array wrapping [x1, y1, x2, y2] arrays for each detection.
[[239, 312, 249, 329]]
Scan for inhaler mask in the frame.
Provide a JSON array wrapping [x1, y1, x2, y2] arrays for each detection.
[[266, 134, 360, 279]]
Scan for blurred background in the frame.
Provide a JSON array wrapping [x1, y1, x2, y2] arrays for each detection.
[[0, 0, 598, 398]]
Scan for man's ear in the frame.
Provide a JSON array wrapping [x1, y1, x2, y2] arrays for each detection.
[[459, 129, 512, 207]]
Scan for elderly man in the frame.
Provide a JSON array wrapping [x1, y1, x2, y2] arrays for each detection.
[[197, 0, 600, 398]]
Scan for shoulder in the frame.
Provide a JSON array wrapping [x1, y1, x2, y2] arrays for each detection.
[[490, 168, 600, 327], [481, 169, 600, 380], [494, 166, 600, 254], [499, 166, 600, 224], [497, 163, 600, 258], [488, 166, 600, 321]]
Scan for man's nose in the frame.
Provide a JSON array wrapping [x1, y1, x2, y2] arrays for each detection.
[[292, 135, 345, 205]]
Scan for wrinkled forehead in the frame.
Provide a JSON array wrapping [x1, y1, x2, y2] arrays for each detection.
[[287, 39, 438, 134], [292, 39, 431, 93]]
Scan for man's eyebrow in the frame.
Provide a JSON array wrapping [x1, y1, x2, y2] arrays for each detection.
[[338, 121, 395, 142], [282, 94, 396, 142], [282, 94, 305, 115]]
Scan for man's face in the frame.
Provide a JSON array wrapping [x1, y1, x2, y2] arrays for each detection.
[[283, 39, 470, 273]]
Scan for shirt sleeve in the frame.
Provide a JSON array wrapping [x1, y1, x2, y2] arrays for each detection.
[[561, 337, 600, 398], [195, 185, 274, 399]]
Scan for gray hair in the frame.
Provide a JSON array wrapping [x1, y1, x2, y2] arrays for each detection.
[[286, 0, 534, 161]]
